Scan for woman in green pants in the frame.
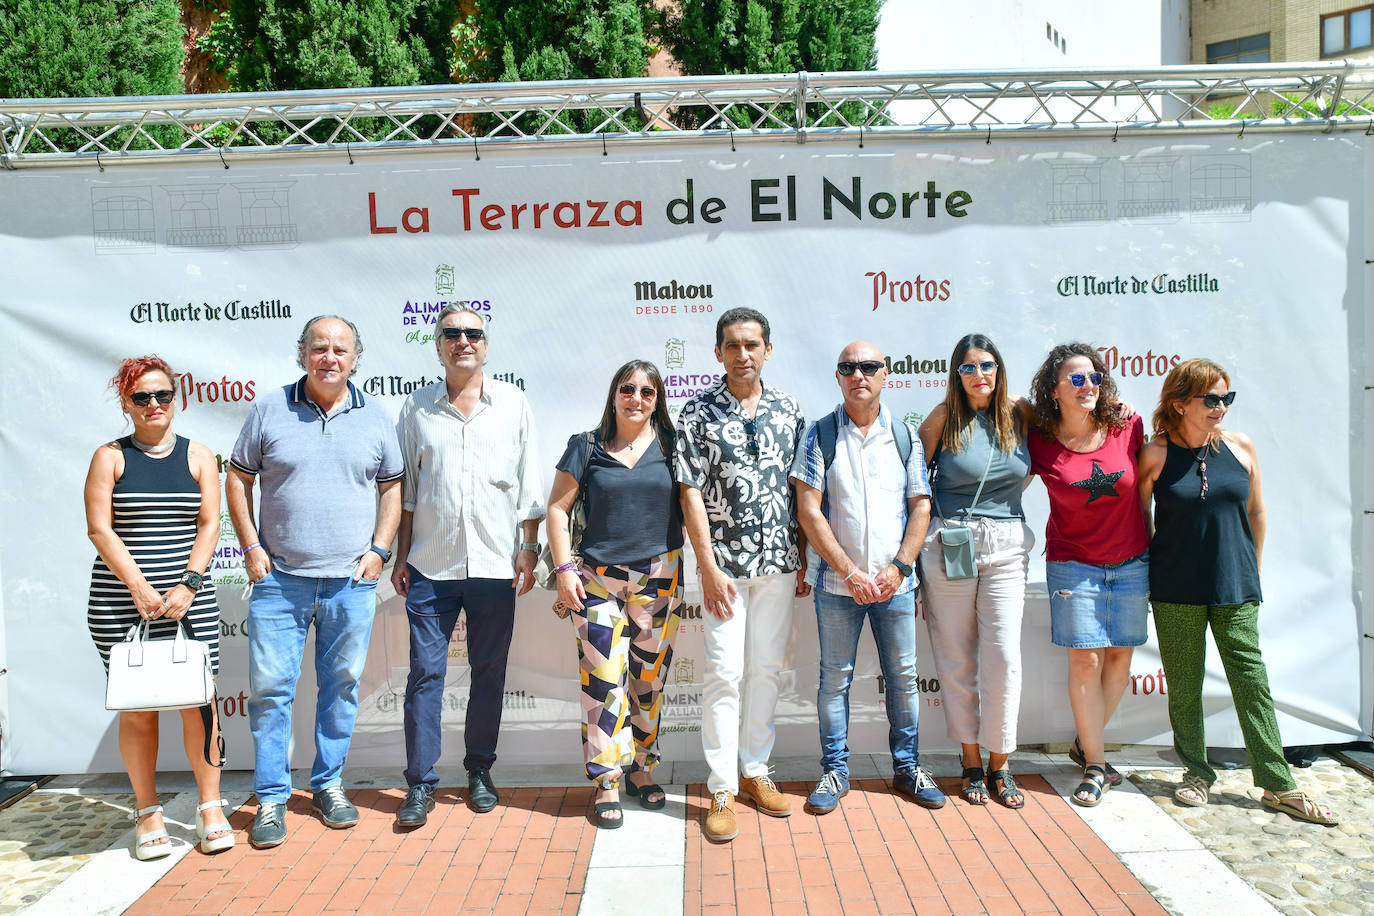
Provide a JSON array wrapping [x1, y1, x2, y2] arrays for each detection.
[[1137, 358, 1337, 826]]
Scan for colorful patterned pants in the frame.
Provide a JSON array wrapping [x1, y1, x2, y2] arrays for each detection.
[[1152, 600, 1296, 792], [574, 549, 682, 785]]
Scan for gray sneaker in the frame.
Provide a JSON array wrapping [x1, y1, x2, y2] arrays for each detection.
[[249, 801, 287, 848], [311, 786, 359, 828]]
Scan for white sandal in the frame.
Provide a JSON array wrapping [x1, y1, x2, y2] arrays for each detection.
[[132, 804, 171, 861], [196, 799, 235, 853]]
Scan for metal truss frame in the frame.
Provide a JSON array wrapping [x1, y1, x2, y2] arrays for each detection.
[[4, 62, 1374, 169]]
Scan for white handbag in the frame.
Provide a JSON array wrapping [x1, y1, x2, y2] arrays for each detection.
[[105, 619, 215, 711]]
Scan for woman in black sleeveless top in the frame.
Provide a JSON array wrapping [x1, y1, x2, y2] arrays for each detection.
[[85, 357, 234, 857], [1138, 358, 1337, 826]]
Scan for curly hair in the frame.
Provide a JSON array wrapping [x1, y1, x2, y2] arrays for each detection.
[[1152, 358, 1230, 441], [109, 356, 175, 398], [1029, 342, 1127, 437]]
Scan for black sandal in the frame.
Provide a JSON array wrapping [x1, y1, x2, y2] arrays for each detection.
[[1069, 738, 1122, 787], [960, 767, 989, 805], [985, 768, 1024, 810], [624, 774, 666, 810], [1071, 765, 1109, 808], [593, 781, 623, 828]]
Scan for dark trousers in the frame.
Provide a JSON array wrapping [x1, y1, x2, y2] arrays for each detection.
[[402, 567, 516, 786]]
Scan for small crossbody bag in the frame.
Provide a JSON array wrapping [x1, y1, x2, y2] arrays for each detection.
[[930, 436, 996, 581]]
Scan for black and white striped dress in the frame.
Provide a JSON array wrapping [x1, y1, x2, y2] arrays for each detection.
[[88, 436, 220, 675]]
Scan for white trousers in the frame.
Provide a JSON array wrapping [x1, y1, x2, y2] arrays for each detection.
[[701, 571, 796, 793], [919, 517, 1033, 754]]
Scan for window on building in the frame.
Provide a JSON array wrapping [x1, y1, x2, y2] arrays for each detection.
[[1206, 33, 1270, 64], [1322, 6, 1373, 56]]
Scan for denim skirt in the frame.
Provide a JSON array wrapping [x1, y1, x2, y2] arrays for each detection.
[[1046, 552, 1149, 649]]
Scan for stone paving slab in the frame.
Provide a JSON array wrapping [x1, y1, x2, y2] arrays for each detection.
[[1128, 760, 1374, 916], [0, 790, 136, 915]]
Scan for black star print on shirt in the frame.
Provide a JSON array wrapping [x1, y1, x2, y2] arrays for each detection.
[[1071, 460, 1124, 504]]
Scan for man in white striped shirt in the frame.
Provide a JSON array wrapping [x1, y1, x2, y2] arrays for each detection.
[[390, 305, 545, 826]]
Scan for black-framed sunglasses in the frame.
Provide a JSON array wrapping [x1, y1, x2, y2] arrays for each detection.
[[130, 389, 175, 407], [837, 360, 885, 376], [1195, 391, 1237, 409], [440, 327, 486, 342], [957, 360, 997, 376], [617, 383, 657, 400], [1068, 371, 1102, 388], [743, 419, 759, 459]]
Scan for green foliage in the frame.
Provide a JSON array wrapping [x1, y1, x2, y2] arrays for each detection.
[[668, 0, 878, 76], [1205, 94, 1357, 122], [457, 0, 656, 133], [0, 0, 185, 151], [197, 0, 461, 142], [666, 0, 881, 128], [0, 0, 185, 99], [217, 0, 458, 91]]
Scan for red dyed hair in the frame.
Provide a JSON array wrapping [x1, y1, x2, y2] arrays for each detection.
[[110, 356, 176, 398]]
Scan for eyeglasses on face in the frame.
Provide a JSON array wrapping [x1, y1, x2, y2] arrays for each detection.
[[957, 360, 997, 376], [837, 360, 885, 376], [1068, 371, 1102, 388], [130, 389, 175, 407], [617, 383, 657, 400], [1194, 391, 1236, 409], [440, 327, 486, 342]]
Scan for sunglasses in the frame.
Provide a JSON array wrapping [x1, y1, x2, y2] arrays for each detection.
[[130, 389, 175, 407], [837, 360, 885, 376], [1195, 391, 1237, 409], [440, 327, 486, 342], [1068, 371, 1102, 388], [744, 419, 759, 460], [957, 360, 997, 376], [617, 383, 657, 400]]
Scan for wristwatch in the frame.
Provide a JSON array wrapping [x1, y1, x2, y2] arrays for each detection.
[[368, 545, 393, 563], [519, 542, 540, 553], [892, 557, 913, 578], [178, 570, 204, 592]]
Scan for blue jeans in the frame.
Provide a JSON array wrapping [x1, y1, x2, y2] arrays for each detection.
[[247, 570, 379, 803], [814, 588, 920, 776], [402, 568, 515, 785]]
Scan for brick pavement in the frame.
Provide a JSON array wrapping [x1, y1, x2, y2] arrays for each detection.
[[116, 775, 1167, 916]]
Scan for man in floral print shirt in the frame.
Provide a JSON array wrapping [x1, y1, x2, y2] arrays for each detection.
[[676, 307, 809, 843]]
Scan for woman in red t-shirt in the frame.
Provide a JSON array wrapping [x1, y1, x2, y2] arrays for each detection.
[[1028, 343, 1150, 807]]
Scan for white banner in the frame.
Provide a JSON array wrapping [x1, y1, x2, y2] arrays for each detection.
[[1, 135, 1366, 775]]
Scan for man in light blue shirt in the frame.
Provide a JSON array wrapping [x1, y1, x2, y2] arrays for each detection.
[[227, 315, 403, 848], [789, 340, 945, 815]]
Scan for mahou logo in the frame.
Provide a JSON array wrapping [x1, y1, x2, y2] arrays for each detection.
[[179, 372, 256, 410]]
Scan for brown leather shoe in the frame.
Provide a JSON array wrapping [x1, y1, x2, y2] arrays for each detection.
[[738, 773, 792, 817], [703, 790, 737, 842]]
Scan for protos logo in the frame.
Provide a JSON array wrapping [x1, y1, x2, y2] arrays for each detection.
[[1096, 346, 1182, 379], [865, 270, 951, 310], [180, 372, 255, 410]]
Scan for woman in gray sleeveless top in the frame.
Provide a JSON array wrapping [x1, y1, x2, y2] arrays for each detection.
[[917, 334, 1033, 808]]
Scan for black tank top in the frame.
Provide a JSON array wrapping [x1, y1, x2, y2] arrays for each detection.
[[1149, 436, 1261, 605]]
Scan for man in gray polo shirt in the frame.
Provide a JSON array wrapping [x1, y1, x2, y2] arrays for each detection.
[[227, 315, 403, 849], [390, 305, 544, 826]]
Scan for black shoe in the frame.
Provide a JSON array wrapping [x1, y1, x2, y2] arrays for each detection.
[[467, 768, 498, 813], [397, 784, 436, 827], [249, 801, 287, 848], [311, 786, 359, 828]]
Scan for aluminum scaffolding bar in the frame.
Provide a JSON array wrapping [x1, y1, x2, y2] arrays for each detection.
[[3, 63, 1374, 169]]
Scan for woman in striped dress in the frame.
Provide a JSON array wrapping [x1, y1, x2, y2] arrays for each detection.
[[84, 356, 233, 857]]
